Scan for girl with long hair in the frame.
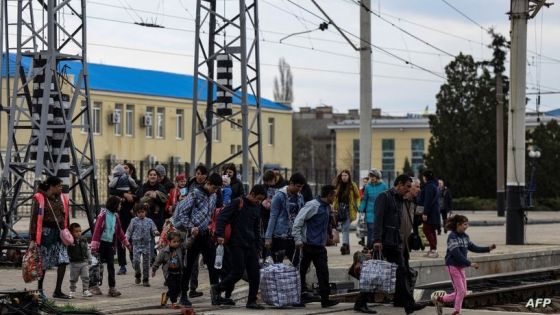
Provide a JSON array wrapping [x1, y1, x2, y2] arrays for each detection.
[[333, 170, 360, 255]]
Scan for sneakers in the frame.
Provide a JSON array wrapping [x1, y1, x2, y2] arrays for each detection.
[[68, 291, 76, 299], [89, 286, 102, 295], [160, 292, 168, 306], [52, 291, 72, 299], [108, 287, 122, 297], [189, 290, 203, 298], [117, 266, 127, 275], [431, 290, 446, 315], [38, 290, 47, 301], [135, 277, 141, 285], [82, 290, 93, 297], [425, 250, 439, 258]]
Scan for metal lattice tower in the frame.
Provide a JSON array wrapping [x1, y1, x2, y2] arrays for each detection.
[[0, 0, 98, 249], [190, 0, 263, 185]]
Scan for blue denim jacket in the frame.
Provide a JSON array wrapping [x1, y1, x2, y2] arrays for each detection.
[[265, 187, 305, 240]]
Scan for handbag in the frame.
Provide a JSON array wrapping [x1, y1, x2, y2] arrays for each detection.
[[46, 198, 73, 246], [337, 203, 349, 222], [22, 246, 43, 283], [405, 202, 422, 251]]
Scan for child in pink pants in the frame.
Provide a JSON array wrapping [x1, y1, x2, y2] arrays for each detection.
[[431, 215, 496, 315]]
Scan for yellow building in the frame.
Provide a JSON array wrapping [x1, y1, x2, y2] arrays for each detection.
[[1, 62, 292, 176], [329, 114, 557, 180]]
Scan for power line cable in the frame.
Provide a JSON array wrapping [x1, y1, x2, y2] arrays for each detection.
[[282, 0, 446, 79], [349, 0, 455, 57], [440, 0, 489, 32]]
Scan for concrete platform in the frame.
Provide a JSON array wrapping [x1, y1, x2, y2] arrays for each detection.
[[1, 211, 559, 314]]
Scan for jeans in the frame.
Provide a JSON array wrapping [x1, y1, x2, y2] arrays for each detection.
[[341, 218, 351, 245], [366, 223, 375, 249]]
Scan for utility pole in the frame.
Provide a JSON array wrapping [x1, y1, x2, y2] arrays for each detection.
[[359, 0, 372, 179], [496, 72, 505, 217], [506, 0, 551, 244]]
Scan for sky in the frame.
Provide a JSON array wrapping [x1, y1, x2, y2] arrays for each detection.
[[11, 0, 560, 116]]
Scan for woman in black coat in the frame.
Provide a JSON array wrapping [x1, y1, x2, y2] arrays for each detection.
[[135, 168, 168, 231], [223, 163, 245, 199]]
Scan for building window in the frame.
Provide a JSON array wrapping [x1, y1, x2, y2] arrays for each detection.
[[125, 104, 134, 136], [237, 145, 242, 153], [92, 102, 101, 135], [382, 139, 395, 181], [156, 107, 165, 139], [145, 106, 153, 138], [230, 145, 236, 154], [212, 117, 221, 142], [411, 138, 425, 175], [114, 104, 122, 136], [268, 117, 275, 145], [176, 109, 184, 140]]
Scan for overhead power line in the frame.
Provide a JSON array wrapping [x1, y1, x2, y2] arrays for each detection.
[[349, 0, 454, 57], [440, 0, 489, 32], [282, 0, 446, 79]]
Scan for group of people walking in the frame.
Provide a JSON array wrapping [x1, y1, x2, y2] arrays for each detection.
[[27, 164, 494, 315]]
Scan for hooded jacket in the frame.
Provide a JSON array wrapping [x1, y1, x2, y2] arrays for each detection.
[[359, 181, 388, 223]]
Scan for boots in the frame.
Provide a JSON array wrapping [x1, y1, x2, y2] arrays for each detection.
[[340, 243, 350, 255]]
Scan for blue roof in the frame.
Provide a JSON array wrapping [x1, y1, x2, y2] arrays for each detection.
[[546, 109, 560, 117], [2, 53, 291, 111]]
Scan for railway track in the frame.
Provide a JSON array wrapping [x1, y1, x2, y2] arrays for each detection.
[[415, 267, 560, 313]]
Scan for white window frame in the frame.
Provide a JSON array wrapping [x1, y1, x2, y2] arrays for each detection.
[[176, 109, 184, 140], [212, 117, 221, 142], [114, 104, 122, 136], [92, 102, 102, 135], [268, 117, 275, 146], [156, 107, 165, 139], [125, 104, 134, 137], [145, 106, 154, 138]]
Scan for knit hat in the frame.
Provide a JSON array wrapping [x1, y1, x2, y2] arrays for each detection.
[[175, 173, 186, 182], [368, 168, 382, 179], [155, 165, 166, 177]]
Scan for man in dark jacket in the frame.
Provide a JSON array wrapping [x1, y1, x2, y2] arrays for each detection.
[[438, 179, 453, 233], [211, 185, 267, 310], [292, 185, 339, 308], [373, 174, 426, 315]]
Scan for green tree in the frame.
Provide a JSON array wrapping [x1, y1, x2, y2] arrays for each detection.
[[425, 31, 508, 198], [527, 120, 560, 198], [402, 157, 413, 176]]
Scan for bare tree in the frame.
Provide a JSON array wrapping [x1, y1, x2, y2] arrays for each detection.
[[273, 57, 293, 105]]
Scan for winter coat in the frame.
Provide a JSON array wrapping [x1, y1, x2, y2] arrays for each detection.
[[216, 197, 261, 248], [420, 179, 441, 226], [359, 181, 388, 223], [152, 246, 185, 278], [91, 209, 129, 252], [333, 181, 360, 222], [373, 189, 404, 250]]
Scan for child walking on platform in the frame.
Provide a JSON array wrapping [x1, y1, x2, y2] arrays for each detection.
[[126, 203, 159, 287], [431, 214, 496, 315], [152, 232, 184, 309]]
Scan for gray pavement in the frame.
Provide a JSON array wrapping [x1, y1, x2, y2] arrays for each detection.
[[2, 211, 559, 314]]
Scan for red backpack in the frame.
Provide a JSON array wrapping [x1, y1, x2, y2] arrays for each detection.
[[209, 198, 244, 244]]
